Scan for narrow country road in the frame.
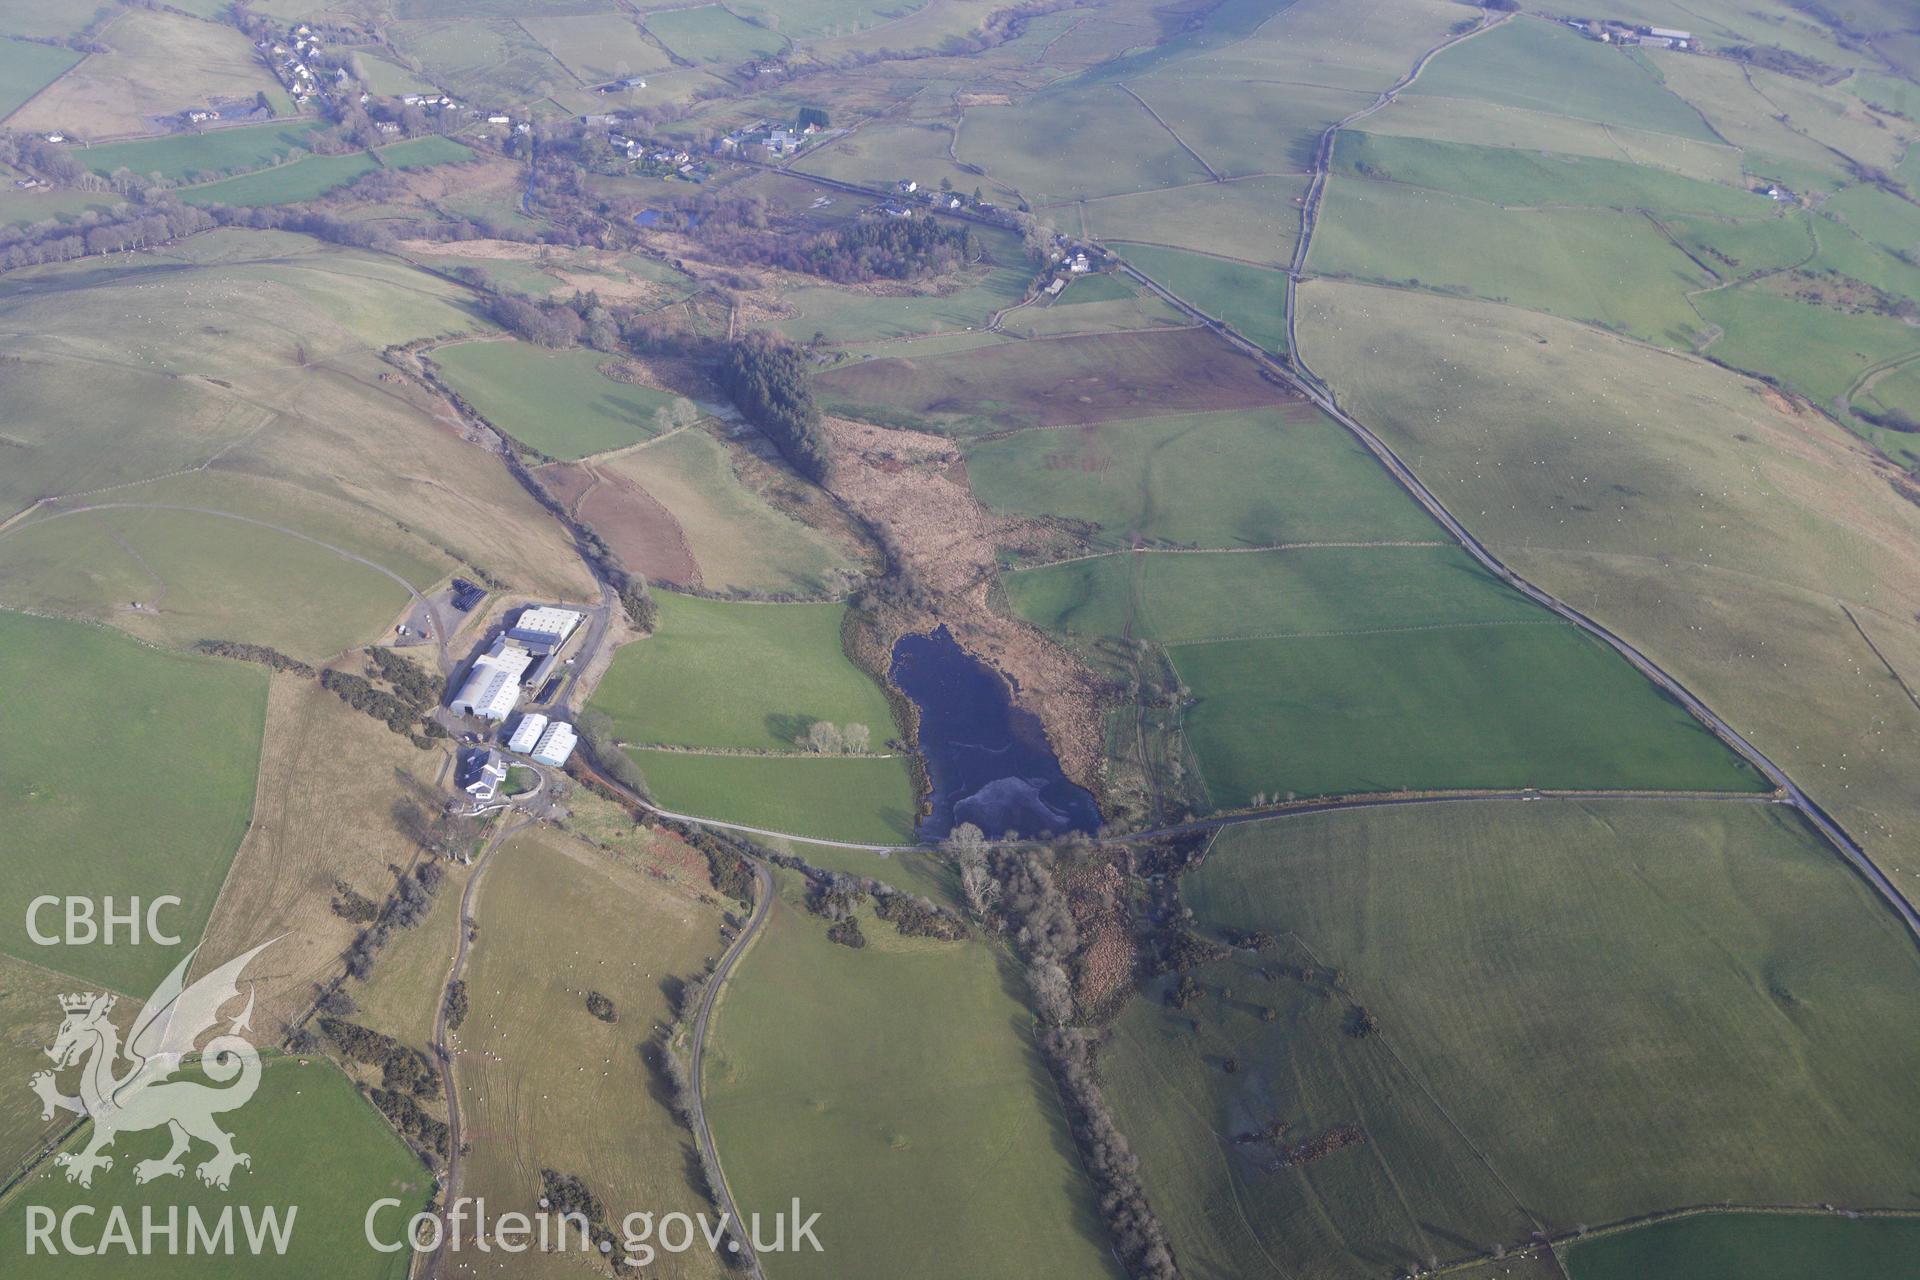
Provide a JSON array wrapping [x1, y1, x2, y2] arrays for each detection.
[[424, 815, 527, 1280], [687, 857, 774, 1280]]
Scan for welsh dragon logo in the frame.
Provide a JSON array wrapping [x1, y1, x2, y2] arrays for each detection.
[[29, 939, 277, 1191]]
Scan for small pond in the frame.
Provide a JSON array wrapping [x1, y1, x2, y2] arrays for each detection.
[[890, 626, 1101, 842]]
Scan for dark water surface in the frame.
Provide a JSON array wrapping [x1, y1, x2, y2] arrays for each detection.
[[890, 626, 1101, 842]]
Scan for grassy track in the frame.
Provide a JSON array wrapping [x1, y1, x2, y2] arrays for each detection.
[[702, 869, 1119, 1280], [1103, 799, 1920, 1278], [0, 611, 266, 994]]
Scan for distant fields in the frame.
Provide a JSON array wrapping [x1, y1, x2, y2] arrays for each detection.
[[1296, 279, 1920, 921], [82, 120, 330, 183], [0, 612, 265, 994], [8, 9, 291, 138], [1566, 1213, 1920, 1280], [1408, 16, 1719, 141], [965, 408, 1439, 549], [0, 36, 82, 121], [644, 4, 786, 64], [434, 341, 693, 460], [0, 1059, 427, 1279], [1333, 131, 1770, 216], [180, 150, 380, 206], [703, 870, 1119, 1280], [1114, 243, 1292, 353], [1081, 175, 1307, 266], [457, 829, 726, 1280], [773, 257, 1029, 344], [591, 593, 896, 751], [1310, 178, 1712, 343], [815, 327, 1285, 436], [518, 11, 674, 84], [1104, 800, 1920, 1277], [957, 84, 1212, 203]]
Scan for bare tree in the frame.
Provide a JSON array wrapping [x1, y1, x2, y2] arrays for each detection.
[[842, 722, 870, 753], [804, 721, 844, 753]]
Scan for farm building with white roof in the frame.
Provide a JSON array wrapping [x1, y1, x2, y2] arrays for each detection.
[[531, 721, 578, 767], [450, 639, 535, 720], [509, 606, 584, 650], [507, 713, 549, 755]]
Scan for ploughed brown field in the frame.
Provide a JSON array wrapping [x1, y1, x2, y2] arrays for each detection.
[[535, 461, 702, 586]]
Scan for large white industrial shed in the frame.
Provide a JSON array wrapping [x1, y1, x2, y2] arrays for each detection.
[[507, 713, 549, 755], [509, 606, 584, 649], [531, 721, 578, 767], [450, 641, 535, 720]]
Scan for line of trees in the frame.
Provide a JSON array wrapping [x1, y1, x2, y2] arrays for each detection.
[[979, 844, 1179, 1279], [717, 332, 828, 482]]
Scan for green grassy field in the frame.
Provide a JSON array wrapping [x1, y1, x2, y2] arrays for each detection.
[[772, 259, 1030, 344], [0, 36, 82, 120], [1334, 131, 1770, 216], [456, 828, 727, 1280], [1310, 178, 1713, 343], [1114, 243, 1292, 353], [1081, 175, 1307, 266], [703, 869, 1119, 1280], [602, 427, 859, 596], [591, 593, 896, 751], [1566, 1213, 1920, 1280], [0, 0, 114, 40], [1172, 619, 1762, 804], [1693, 287, 1920, 464], [0, 1058, 428, 1279], [1354, 94, 1747, 185], [1009, 544, 1545, 643], [1408, 16, 1720, 142], [375, 135, 473, 169], [1103, 800, 1920, 1278], [626, 748, 917, 843], [384, 18, 572, 107], [433, 341, 692, 460], [179, 151, 381, 207], [644, 5, 786, 64], [957, 84, 1213, 203], [0, 505, 420, 662], [8, 10, 291, 138], [966, 408, 1439, 549], [0, 611, 266, 994], [82, 121, 329, 183], [518, 11, 674, 83]]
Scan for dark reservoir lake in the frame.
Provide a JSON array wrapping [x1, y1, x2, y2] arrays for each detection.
[[890, 626, 1101, 842]]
